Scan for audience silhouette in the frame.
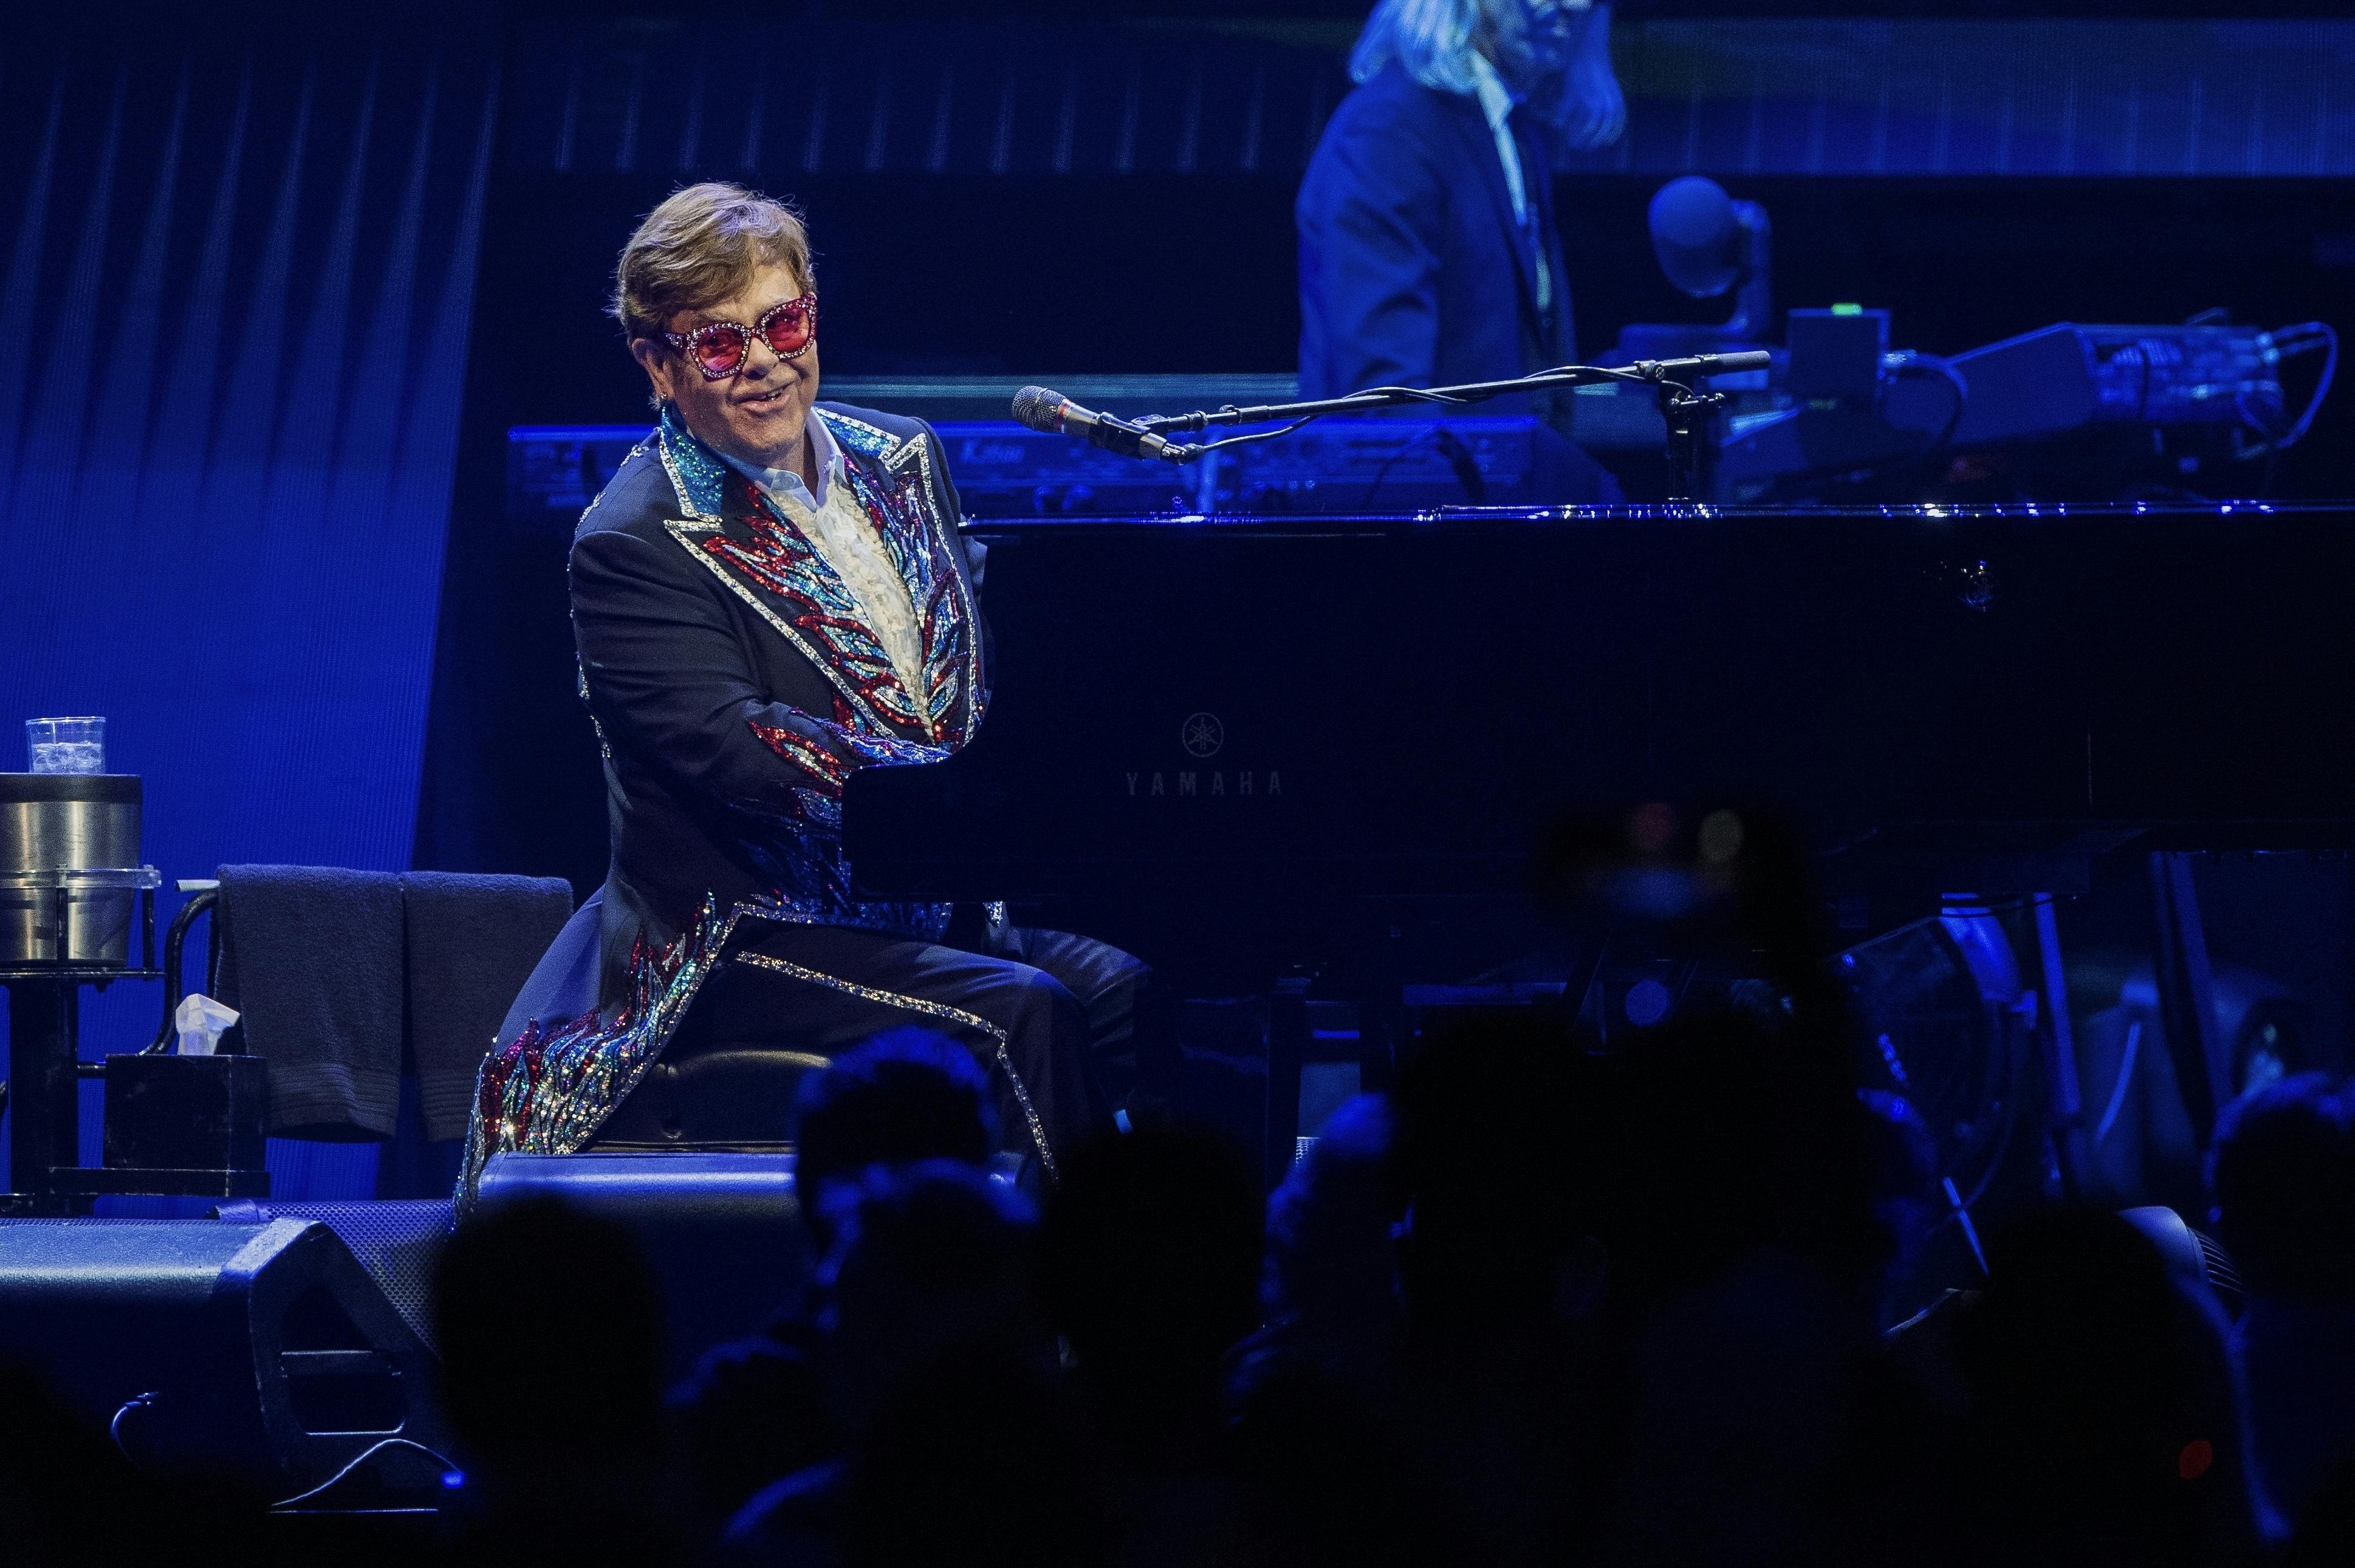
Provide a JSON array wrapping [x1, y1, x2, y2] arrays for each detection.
[[7, 987, 2355, 1568], [671, 1029, 1000, 1538], [436, 1194, 671, 1566], [2209, 1073, 2355, 1531], [1039, 1127, 1264, 1565], [1947, 1205, 2274, 1566]]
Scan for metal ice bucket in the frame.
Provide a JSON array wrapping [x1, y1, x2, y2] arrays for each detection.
[[0, 774, 153, 966]]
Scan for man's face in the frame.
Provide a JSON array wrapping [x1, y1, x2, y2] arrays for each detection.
[[631, 259, 820, 473], [1498, 0, 1592, 94]]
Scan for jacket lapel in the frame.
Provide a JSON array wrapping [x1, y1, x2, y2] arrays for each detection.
[[652, 405, 984, 748], [654, 408, 923, 738], [818, 408, 989, 747]]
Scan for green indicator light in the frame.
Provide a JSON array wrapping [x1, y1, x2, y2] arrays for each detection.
[[1831, 303, 1863, 316]]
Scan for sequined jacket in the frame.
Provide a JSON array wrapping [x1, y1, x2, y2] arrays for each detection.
[[458, 402, 987, 1196], [575, 401, 986, 972]]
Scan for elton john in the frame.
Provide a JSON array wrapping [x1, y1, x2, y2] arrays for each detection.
[[463, 183, 1145, 1197]]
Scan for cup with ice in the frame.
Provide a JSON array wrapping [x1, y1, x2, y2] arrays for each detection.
[[26, 716, 105, 775]]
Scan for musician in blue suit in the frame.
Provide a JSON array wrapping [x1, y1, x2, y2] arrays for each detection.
[[1298, 0, 1625, 433]]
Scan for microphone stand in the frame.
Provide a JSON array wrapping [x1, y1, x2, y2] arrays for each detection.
[[1655, 380, 1723, 505], [1136, 360, 1736, 503]]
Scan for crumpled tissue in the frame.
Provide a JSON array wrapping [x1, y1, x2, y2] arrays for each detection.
[[174, 993, 241, 1056]]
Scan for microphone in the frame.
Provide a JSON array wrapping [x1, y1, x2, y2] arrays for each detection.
[[1627, 350, 1774, 379], [1012, 385, 1192, 464]]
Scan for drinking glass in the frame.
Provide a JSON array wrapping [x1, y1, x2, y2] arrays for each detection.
[[26, 716, 105, 775]]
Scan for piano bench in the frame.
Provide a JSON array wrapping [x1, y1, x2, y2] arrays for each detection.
[[585, 1045, 830, 1152]]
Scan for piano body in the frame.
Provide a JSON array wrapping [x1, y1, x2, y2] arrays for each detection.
[[851, 502, 2355, 890], [844, 502, 2355, 1171]]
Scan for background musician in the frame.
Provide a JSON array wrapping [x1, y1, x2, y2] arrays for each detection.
[[1297, 0, 1625, 473]]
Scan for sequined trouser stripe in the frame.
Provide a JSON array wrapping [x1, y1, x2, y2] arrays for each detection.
[[731, 950, 1058, 1183]]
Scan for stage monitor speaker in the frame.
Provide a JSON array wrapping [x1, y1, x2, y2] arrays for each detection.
[[217, 1198, 454, 1352], [474, 1151, 811, 1381], [0, 1217, 449, 1498]]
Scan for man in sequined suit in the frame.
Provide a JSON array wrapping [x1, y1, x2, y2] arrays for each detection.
[[464, 184, 1149, 1196]]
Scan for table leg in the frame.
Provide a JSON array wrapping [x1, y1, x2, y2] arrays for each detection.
[[4, 979, 80, 1208]]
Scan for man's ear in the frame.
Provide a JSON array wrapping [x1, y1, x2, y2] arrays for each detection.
[[628, 337, 673, 408]]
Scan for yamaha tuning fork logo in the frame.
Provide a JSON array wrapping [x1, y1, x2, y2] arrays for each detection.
[[1124, 711, 1284, 800], [1181, 712, 1224, 758]]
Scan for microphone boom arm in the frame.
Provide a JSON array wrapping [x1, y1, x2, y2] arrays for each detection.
[[1134, 354, 1769, 435]]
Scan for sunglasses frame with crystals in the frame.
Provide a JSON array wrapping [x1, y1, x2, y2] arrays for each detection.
[[661, 293, 819, 380]]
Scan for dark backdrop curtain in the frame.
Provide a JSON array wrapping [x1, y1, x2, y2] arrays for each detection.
[[0, 13, 500, 1198]]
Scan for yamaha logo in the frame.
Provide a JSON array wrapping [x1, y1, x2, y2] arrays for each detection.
[[1181, 712, 1224, 758], [1125, 711, 1281, 799]]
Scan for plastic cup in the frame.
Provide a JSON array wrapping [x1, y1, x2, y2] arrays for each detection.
[[26, 716, 105, 775]]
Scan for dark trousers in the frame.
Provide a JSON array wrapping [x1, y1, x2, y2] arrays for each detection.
[[642, 919, 1151, 1179]]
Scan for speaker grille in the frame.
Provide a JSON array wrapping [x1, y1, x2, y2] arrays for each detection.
[[250, 1201, 453, 1350]]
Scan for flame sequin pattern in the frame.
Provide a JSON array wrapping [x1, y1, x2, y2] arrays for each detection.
[[459, 897, 737, 1204]]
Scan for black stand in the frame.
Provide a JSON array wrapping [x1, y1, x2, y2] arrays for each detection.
[[2, 975, 85, 1212], [2031, 892, 2088, 1203], [2, 883, 158, 1213], [2, 884, 267, 1213], [1136, 353, 1766, 503], [1264, 973, 1312, 1190], [1657, 380, 1729, 503], [2148, 853, 2229, 1146]]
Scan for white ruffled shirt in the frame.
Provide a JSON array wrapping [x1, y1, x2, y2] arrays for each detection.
[[719, 417, 929, 710]]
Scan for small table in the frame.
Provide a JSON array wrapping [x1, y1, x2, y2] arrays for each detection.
[[2, 868, 164, 1213]]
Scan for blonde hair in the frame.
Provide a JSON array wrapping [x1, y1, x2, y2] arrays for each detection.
[[1350, 0, 1624, 151], [609, 182, 813, 344], [1351, 0, 1489, 94]]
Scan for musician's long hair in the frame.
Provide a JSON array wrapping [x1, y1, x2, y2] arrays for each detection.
[[1348, 0, 1627, 152]]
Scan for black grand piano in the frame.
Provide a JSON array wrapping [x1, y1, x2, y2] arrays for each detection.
[[845, 503, 2355, 1169]]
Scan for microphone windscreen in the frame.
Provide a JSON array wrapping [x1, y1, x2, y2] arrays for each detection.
[[1010, 386, 1064, 433], [1648, 176, 1740, 300]]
